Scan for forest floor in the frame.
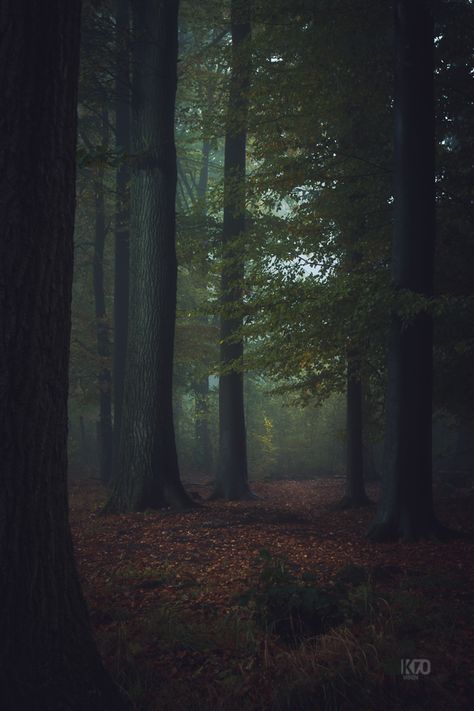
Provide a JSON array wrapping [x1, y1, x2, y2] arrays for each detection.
[[70, 477, 474, 711]]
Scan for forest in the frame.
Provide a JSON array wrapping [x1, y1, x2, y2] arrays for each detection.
[[0, 0, 473, 709]]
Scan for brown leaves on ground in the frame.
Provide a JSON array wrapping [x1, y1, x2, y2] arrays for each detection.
[[70, 477, 474, 711]]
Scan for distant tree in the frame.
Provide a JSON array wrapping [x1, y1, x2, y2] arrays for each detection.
[[337, 124, 372, 510], [0, 2, 128, 708], [93, 104, 114, 485], [106, 0, 193, 511], [174, 16, 228, 477], [338, 349, 372, 507], [368, 0, 444, 541], [193, 136, 214, 475], [240, 0, 392, 448], [214, 0, 253, 499], [75, 4, 116, 483], [113, 0, 131, 471]]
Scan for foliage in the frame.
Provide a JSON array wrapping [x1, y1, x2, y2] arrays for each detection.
[[237, 549, 382, 643], [71, 0, 474, 479]]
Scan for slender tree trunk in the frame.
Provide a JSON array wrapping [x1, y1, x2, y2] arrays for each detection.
[[106, 0, 193, 512], [214, 0, 253, 500], [79, 415, 90, 470], [368, 0, 443, 541], [331, 104, 372, 507], [194, 138, 213, 474], [341, 232, 369, 508], [338, 350, 371, 508], [337, 201, 371, 507], [94, 107, 113, 485], [195, 373, 213, 472], [113, 0, 131, 476], [0, 3, 128, 708]]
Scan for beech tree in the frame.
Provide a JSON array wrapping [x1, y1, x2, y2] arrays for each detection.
[[113, 0, 131, 470], [107, 0, 193, 511], [339, 350, 371, 508], [0, 2, 128, 708], [214, 0, 253, 499], [337, 125, 373, 510], [193, 137, 214, 475], [368, 0, 444, 541], [93, 105, 114, 485]]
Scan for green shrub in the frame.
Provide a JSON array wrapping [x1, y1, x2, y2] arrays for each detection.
[[238, 549, 376, 644]]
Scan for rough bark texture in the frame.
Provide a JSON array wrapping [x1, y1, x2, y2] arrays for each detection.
[[106, 0, 192, 512], [214, 0, 252, 500], [369, 0, 442, 542], [113, 0, 131, 476], [0, 2, 128, 708], [94, 108, 113, 485]]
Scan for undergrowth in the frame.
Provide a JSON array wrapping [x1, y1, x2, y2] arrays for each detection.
[[92, 550, 473, 710]]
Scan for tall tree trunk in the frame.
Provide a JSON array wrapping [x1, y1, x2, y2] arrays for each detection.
[[340, 231, 370, 508], [368, 0, 442, 541], [113, 0, 131, 476], [194, 138, 213, 474], [94, 107, 113, 485], [338, 350, 371, 508], [0, 3, 128, 708], [337, 180, 371, 508], [214, 0, 252, 500], [106, 0, 192, 512], [335, 109, 372, 508]]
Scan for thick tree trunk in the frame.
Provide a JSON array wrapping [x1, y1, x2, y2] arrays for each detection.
[[94, 108, 113, 486], [214, 0, 253, 500], [368, 0, 443, 541], [113, 0, 131, 477], [0, 3, 128, 708], [338, 351, 371, 508], [106, 0, 193, 512]]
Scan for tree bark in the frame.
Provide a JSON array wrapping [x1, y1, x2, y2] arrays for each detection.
[[194, 138, 213, 474], [338, 350, 372, 508], [0, 2, 128, 708], [113, 0, 131, 478], [106, 0, 193, 512], [194, 373, 213, 473], [368, 0, 443, 541], [340, 221, 370, 508], [214, 0, 253, 500], [332, 105, 372, 508], [94, 107, 114, 486]]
